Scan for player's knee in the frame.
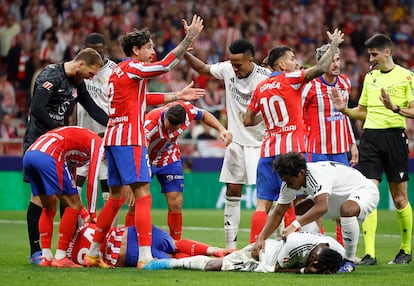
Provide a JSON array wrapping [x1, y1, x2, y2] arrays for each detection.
[[340, 201, 360, 217], [167, 194, 183, 211], [226, 184, 243, 197]]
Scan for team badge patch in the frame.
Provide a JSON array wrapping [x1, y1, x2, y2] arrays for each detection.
[[42, 81, 54, 91]]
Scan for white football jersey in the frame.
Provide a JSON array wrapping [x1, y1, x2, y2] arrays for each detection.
[[77, 59, 117, 134], [276, 232, 345, 269], [222, 232, 344, 273], [278, 161, 378, 219], [209, 62, 269, 146]]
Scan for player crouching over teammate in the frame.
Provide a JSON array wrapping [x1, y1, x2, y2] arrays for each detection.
[[250, 152, 379, 273]]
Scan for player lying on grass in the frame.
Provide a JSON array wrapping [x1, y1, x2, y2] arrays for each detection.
[[143, 231, 344, 274], [66, 222, 233, 267]]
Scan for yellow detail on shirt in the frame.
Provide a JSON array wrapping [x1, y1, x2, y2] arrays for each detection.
[[359, 65, 414, 129]]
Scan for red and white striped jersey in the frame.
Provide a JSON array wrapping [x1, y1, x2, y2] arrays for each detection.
[[104, 54, 179, 147], [302, 74, 356, 154], [67, 223, 124, 267], [248, 70, 306, 158], [145, 101, 202, 167], [28, 126, 103, 213]]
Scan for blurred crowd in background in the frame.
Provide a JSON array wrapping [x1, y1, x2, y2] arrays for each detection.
[[1, 0, 414, 156]]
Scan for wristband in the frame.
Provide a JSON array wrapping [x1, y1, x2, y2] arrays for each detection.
[[393, 105, 401, 114], [291, 220, 301, 230], [300, 267, 305, 274]]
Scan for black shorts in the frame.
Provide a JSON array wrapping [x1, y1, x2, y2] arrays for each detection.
[[358, 129, 408, 182]]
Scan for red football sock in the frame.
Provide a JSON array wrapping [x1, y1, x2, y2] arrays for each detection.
[[168, 211, 182, 240], [57, 207, 79, 251], [135, 195, 152, 246], [250, 211, 267, 243], [283, 204, 296, 227], [94, 197, 125, 243], [336, 224, 344, 246], [174, 252, 190, 259], [39, 208, 56, 249], [175, 239, 209, 256], [124, 211, 135, 227]]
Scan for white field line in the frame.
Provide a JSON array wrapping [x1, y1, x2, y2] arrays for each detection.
[[0, 219, 407, 238]]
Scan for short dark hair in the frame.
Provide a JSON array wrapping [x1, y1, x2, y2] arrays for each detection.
[[273, 152, 306, 177], [85, 33, 105, 45], [229, 39, 255, 57], [120, 28, 152, 57], [267, 46, 293, 69], [166, 104, 186, 125], [314, 248, 343, 274], [364, 33, 392, 51]]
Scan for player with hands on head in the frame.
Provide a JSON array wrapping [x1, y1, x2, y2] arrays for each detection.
[[84, 15, 205, 269], [250, 152, 379, 273], [244, 28, 345, 243]]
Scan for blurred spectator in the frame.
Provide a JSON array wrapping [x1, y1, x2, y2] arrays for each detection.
[[196, 78, 225, 121], [39, 28, 65, 63], [0, 13, 21, 63], [0, 70, 17, 115], [6, 34, 30, 88], [0, 113, 18, 139], [1, 0, 414, 157]]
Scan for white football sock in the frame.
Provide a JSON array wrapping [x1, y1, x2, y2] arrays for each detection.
[[139, 246, 153, 262], [224, 196, 241, 249], [340, 216, 360, 262], [42, 248, 53, 261], [170, 255, 211, 270], [54, 249, 66, 260]]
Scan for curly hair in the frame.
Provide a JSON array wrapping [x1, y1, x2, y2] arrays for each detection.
[[229, 39, 255, 57], [272, 152, 307, 177], [314, 248, 343, 274], [119, 28, 152, 57]]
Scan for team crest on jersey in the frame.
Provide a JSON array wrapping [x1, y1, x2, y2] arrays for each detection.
[[43, 81, 54, 91]]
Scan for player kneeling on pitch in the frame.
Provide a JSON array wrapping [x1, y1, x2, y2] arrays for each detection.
[[251, 152, 379, 273]]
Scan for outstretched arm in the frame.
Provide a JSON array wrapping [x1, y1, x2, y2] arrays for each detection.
[[183, 52, 212, 76], [147, 81, 206, 105], [274, 261, 328, 274], [170, 15, 204, 60], [330, 88, 367, 120], [303, 29, 344, 82], [200, 110, 232, 145], [251, 203, 290, 260]]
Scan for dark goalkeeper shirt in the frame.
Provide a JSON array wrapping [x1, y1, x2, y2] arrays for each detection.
[[23, 63, 108, 152]]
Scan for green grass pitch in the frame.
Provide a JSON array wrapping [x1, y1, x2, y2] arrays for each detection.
[[0, 209, 413, 286]]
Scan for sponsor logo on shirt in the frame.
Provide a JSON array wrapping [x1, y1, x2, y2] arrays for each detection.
[[43, 81, 54, 91]]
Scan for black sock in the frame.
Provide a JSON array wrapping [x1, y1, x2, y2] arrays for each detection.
[[27, 202, 42, 256], [59, 202, 66, 218]]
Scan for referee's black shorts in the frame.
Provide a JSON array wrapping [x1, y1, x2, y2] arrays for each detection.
[[358, 128, 409, 183]]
